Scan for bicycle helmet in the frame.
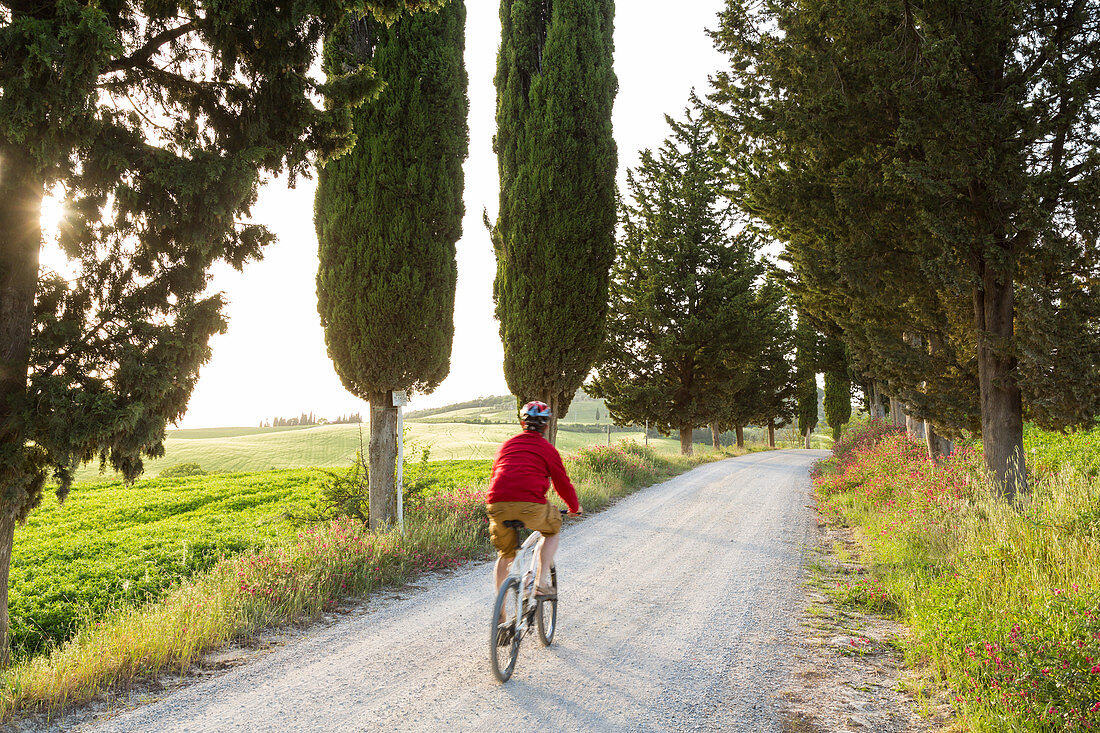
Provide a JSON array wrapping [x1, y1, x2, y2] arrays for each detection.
[[520, 401, 552, 432]]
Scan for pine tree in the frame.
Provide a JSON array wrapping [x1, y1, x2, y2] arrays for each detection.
[[587, 107, 765, 455], [491, 0, 617, 443], [709, 275, 795, 448], [0, 0, 437, 666], [711, 0, 1100, 498], [316, 3, 467, 529]]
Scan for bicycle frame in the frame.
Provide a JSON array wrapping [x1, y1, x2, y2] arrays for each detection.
[[508, 528, 545, 637]]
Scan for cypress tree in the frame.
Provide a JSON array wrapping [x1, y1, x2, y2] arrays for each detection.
[[711, 0, 1100, 498], [794, 314, 819, 448], [316, 3, 468, 529], [820, 336, 852, 441], [492, 0, 617, 443], [587, 107, 765, 455], [823, 373, 852, 441]]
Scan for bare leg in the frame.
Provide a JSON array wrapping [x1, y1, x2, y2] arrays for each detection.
[[537, 533, 559, 588], [495, 555, 513, 623], [494, 555, 513, 592]]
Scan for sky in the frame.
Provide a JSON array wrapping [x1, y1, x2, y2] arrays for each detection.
[[115, 1, 730, 428]]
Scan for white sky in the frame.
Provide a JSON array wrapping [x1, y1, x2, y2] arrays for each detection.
[[112, 1, 729, 428]]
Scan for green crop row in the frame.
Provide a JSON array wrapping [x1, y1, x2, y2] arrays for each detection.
[[11, 461, 491, 661]]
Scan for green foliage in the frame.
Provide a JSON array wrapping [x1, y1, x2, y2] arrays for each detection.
[[710, 0, 1100, 496], [795, 315, 819, 437], [714, 275, 797, 432], [492, 0, 618, 423], [1024, 425, 1100, 479], [587, 105, 767, 442], [314, 454, 371, 524], [8, 470, 324, 660], [158, 463, 207, 478], [815, 427, 1100, 729], [316, 2, 469, 400], [823, 371, 852, 441]]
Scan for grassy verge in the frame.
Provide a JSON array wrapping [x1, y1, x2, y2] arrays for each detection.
[[815, 419, 1100, 731], [0, 440, 739, 719]]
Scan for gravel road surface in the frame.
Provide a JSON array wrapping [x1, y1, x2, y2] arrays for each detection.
[[81, 449, 825, 733]]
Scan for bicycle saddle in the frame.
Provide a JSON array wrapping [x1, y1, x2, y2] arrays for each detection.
[[501, 519, 526, 529]]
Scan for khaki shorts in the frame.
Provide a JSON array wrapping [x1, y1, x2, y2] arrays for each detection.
[[487, 501, 562, 559]]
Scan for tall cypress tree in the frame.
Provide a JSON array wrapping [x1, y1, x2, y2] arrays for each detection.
[[316, 3, 468, 529], [794, 314, 819, 447], [820, 336, 852, 440], [492, 0, 617, 443]]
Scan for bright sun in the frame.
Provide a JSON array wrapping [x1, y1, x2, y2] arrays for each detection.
[[39, 189, 65, 241], [38, 188, 77, 279]]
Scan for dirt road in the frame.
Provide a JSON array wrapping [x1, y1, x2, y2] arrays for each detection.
[[82, 449, 825, 732]]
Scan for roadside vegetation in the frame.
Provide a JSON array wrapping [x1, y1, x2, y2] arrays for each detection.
[[0, 441, 742, 719], [815, 419, 1100, 730]]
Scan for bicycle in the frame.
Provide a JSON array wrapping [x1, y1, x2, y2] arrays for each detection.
[[489, 510, 566, 682]]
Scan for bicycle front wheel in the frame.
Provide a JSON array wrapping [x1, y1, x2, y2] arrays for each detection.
[[537, 565, 557, 646], [490, 576, 521, 682]]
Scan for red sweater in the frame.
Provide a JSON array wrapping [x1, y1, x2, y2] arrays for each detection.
[[486, 431, 580, 513]]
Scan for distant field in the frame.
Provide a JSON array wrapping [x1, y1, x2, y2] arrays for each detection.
[[70, 422, 692, 484], [166, 425, 313, 440], [412, 398, 609, 424]]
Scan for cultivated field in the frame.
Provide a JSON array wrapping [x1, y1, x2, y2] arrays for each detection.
[[70, 422, 691, 484]]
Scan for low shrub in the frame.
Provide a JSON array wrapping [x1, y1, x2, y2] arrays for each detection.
[[158, 463, 207, 478]]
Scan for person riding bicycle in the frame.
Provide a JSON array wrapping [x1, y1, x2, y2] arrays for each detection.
[[487, 401, 582, 602]]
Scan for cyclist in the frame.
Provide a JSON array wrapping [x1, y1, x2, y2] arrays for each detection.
[[487, 401, 582, 605]]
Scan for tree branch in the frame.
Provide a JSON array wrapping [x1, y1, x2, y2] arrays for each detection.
[[104, 21, 198, 74]]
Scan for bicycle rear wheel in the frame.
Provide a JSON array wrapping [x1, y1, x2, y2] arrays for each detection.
[[537, 565, 557, 646], [490, 576, 521, 682]]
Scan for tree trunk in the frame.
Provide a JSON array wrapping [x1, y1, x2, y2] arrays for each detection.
[[540, 392, 559, 446], [0, 149, 41, 449], [368, 391, 399, 530], [0, 513, 13, 668], [710, 423, 720, 451], [735, 425, 745, 449], [906, 411, 925, 441], [870, 382, 886, 419], [888, 397, 904, 428], [925, 421, 953, 459], [974, 273, 1026, 499], [0, 149, 43, 667], [679, 427, 694, 456], [767, 420, 776, 448]]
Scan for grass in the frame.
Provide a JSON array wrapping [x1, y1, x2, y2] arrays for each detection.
[[815, 419, 1100, 731], [0, 440, 742, 720]]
